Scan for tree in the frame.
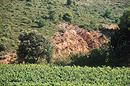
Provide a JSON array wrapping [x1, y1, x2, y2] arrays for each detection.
[[17, 32, 52, 63], [111, 9, 130, 66], [119, 10, 130, 30]]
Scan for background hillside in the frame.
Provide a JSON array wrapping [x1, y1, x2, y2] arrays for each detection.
[[0, 0, 129, 53]]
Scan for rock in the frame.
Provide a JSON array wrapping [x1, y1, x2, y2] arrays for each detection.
[[51, 30, 89, 59], [0, 53, 17, 64], [102, 24, 120, 30], [51, 22, 108, 59]]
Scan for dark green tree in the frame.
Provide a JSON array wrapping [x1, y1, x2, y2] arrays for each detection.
[[17, 32, 52, 63], [111, 9, 130, 66], [119, 10, 130, 30]]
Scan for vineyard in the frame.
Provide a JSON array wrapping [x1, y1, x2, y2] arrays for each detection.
[[0, 64, 130, 86]]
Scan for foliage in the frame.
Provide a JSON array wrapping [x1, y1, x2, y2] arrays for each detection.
[[69, 54, 88, 66], [0, 0, 129, 51], [101, 9, 113, 19], [111, 9, 130, 66], [66, 0, 72, 5], [87, 45, 110, 66], [48, 10, 59, 21], [0, 43, 6, 52], [34, 18, 45, 28], [17, 32, 52, 63], [62, 12, 73, 22], [54, 44, 111, 67], [119, 9, 130, 29], [0, 64, 129, 86]]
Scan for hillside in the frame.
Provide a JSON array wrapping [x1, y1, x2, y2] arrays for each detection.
[[0, 0, 129, 52]]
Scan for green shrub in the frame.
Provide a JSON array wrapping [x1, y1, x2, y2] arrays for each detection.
[[17, 32, 52, 63], [69, 54, 88, 66], [34, 18, 45, 28], [62, 12, 73, 22], [48, 10, 59, 21], [69, 45, 110, 67], [21, 17, 32, 24], [88, 45, 110, 66], [54, 44, 110, 67], [102, 9, 112, 19], [0, 43, 6, 52], [66, 0, 72, 5], [119, 9, 130, 29]]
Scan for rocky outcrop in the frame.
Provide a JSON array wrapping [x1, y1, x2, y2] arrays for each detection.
[[51, 22, 108, 59], [77, 29, 108, 49], [0, 53, 16, 64], [51, 30, 89, 59], [101, 24, 120, 30]]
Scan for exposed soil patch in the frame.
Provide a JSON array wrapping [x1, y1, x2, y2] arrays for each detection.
[[101, 23, 119, 30], [51, 22, 108, 59], [0, 53, 16, 64], [51, 30, 89, 59]]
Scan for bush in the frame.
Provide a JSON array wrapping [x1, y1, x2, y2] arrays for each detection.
[[66, 0, 72, 5], [119, 10, 130, 29], [101, 9, 112, 19], [33, 18, 45, 28], [69, 54, 88, 66], [62, 12, 73, 22], [0, 43, 6, 52], [54, 44, 110, 67], [17, 32, 52, 63], [48, 10, 59, 21], [88, 45, 110, 66], [69, 45, 110, 67]]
